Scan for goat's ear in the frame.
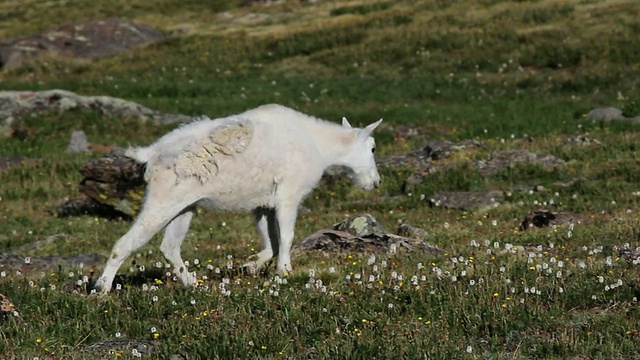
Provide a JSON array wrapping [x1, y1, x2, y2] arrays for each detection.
[[360, 118, 382, 137], [342, 117, 352, 128]]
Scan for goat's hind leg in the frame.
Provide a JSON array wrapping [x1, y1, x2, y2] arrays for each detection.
[[160, 208, 196, 287], [96, 186, 197, 294], [95, 211, 170, 294], [243, 207, 279, 272]]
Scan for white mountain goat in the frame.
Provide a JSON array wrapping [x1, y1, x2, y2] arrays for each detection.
[[94, 104, 382, 293]]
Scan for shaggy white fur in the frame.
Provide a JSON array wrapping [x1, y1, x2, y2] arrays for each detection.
[[95, 104, 382, 293]]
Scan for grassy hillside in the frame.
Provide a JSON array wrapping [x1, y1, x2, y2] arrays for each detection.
[[1, 0, 640, 359], [2, 0, 639, 137]]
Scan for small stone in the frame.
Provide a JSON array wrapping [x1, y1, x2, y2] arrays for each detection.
[[67, 130, 89, 153]]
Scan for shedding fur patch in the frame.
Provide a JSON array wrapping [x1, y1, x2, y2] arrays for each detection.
[[173, 119, 254, 183]]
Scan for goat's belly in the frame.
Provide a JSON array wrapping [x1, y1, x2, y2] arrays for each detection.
[[196, 191, 275, 212], [192, 154, 280, 211]]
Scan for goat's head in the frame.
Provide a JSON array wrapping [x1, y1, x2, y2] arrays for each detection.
[[340, 117, 382, 191]]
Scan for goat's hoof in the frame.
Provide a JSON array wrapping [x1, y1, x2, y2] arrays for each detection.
[[242, 261, 258, 274], [92, 279, 110, 295], [181, 271, 198, 288], [277, 265, 293, 277], [88, 287, 110, 297]]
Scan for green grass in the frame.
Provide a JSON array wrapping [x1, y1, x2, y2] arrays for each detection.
[[2, 0, 640, 358]]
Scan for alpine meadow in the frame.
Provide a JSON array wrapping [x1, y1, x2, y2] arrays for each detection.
[[1, 0, 640, 359]]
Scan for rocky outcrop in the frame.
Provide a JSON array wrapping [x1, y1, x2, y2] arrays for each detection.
[[584, 107, 640, 123], [294, 214, 443, 254], [0, 89, 190, 133], [0, 18, 165, 70]]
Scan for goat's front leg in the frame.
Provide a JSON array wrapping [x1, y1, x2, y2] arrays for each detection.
[[243, 207, 279, 272], [275, 203, 298, 275]]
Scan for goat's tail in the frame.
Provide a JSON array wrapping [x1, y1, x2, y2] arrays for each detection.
[[124, 146, 154, 164]]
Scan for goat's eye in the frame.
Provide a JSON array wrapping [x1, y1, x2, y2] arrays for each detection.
[[371, 147, 376, 154]]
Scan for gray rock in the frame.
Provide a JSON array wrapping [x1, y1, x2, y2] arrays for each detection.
[[294, 214, 443, 255], [584, 107, 640, 123], [397, 223, 429, 240], [0, 18, 165, 70], [294, 229, 443, 255], [585, 107, 624, 121], [67, 130, 89, 153], [0, 89, 190, 133], [334, 214, 384, 237], [429, 190, 504, 211]]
